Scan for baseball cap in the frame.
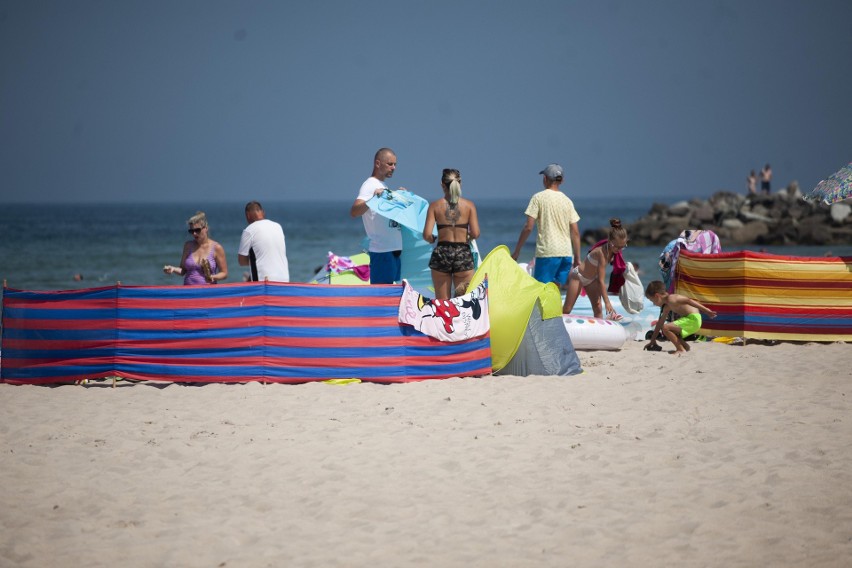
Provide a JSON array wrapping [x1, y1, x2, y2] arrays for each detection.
[[539, 164, 563, 179]]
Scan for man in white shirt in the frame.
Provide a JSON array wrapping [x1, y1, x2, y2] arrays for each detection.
[[238, 201, 290, 282], [350, 147, 403, 284]]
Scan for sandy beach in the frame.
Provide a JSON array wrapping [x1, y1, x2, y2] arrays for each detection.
[[1, 340, 850, 567]]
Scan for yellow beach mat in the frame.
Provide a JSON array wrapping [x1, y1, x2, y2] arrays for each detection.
[[467, 246, 562, 372]]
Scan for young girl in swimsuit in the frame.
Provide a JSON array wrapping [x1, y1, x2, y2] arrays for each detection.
[[163, 211, 229, 285], [422, 168, 481, 299], [561, 218, 627, 319]]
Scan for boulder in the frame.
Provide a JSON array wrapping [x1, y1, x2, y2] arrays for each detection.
[[786, 201, 809, 220], [830, 202, 851, 223], [785, 181, 802, 199], [693, 203, 715, 223], [797, 219, 832, 244], [668, 200, 692, 216], [730, 221, 770, 243]]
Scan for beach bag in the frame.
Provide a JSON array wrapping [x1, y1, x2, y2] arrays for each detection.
[[619, 262, 644, 314]]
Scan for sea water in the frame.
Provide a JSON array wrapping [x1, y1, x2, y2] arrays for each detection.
[[0, 196, 846, 293]]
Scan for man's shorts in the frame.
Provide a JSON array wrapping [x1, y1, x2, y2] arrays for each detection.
[[533, 256, 573, 286], [369, 250, 401, 284]]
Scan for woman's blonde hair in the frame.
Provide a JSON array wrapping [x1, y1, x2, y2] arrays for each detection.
[[442, 168, 462, 205], [187, 211, 208, 229]]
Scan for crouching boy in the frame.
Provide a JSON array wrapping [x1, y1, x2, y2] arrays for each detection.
[[645, 280, 717, 355]]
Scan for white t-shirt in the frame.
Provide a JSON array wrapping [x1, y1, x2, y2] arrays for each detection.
[[238, 218, 290, 282], [357, 177, 402, 252]]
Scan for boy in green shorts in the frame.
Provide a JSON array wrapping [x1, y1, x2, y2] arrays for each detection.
[[645, 280, 717, 355]]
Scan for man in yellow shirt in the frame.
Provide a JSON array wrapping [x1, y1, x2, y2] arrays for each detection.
[[511, 163, 581, 288]]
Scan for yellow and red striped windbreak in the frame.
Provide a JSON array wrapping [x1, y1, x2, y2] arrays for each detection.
[[675, 250, 851, 341]]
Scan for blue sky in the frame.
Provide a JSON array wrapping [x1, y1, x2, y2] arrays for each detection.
[[1, 0, 850, 204]]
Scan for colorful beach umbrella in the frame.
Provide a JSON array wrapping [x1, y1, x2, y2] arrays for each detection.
[[806, 162, 852, 204]]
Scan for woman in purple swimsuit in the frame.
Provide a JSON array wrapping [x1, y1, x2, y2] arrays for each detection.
[[163, 211, 229, 285]]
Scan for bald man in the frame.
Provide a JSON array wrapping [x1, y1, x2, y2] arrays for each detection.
[[350, 147, 403, 284]]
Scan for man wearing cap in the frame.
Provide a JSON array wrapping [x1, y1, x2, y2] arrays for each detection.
[[350, 147, 403, 284], [511, 163, 581, 288]]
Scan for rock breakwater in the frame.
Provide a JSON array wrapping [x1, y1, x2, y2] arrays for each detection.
[[583, 185, 851, 247]]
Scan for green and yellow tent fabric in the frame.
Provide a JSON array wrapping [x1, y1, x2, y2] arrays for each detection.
[[468, 246, 564, 371]]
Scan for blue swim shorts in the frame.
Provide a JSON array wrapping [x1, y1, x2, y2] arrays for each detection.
[[369, 250, 401, 284], [533, 256, 573, 286]]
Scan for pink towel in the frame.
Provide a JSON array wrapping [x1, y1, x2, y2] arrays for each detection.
[[326, 252, 370, 282]]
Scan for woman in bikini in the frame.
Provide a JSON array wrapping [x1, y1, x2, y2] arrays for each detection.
[[422, 168, 480, 299], [562, 218, 628, 319], [163, 211, 229, 285]]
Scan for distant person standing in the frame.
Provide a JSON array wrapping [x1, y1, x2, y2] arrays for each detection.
[[760, 164, 772, 195], [511, 163, 581, 288], [350, 147, 403, 284], [238, 201, 290, 282], [747, 170, 757, 194]]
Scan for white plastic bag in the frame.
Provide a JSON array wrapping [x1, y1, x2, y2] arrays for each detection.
[[619, 262, 644, 314]]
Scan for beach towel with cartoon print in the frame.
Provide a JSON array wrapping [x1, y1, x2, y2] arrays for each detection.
[[398, 278, 490, 342]]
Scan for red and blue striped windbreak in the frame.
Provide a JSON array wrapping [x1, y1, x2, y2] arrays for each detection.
[[1, 282, 492, 385]]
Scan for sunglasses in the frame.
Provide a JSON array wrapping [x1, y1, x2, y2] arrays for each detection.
[[188, 227, 204, 235]]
